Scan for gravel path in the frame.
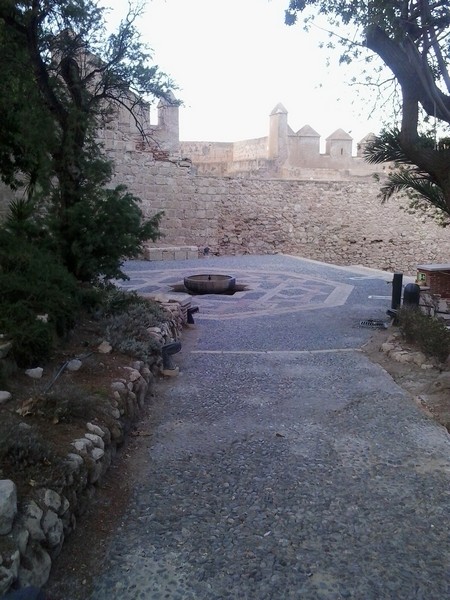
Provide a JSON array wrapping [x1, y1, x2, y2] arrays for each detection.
[[70, 256, 450, 599]]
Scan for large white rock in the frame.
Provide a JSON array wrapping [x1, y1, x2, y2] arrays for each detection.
[[87, 422, 106, 437], [42, 510, 64, 548], [0, 480, 17, 535], [66, 359, 82, 371], [43, 489, 62, 513], [0, 391, 12, 405], [22, 501, 45, 542], [111, 380, 126, 391], [71, 438, 93, 453], [91, 447, 105, 461], [85, 433, 104, 449], [25, 367, 43, 379], [97, 341, 112, 354]]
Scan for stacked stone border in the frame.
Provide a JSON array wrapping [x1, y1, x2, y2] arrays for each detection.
[[0, 295, 190, 595]]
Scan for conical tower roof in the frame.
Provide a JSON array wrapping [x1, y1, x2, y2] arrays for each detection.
[[326, 128, 353, 140], [297, 124, 320, 137], [270, 103, 288, 116]]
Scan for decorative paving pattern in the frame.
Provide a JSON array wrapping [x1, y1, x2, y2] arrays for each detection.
[[119, 267, 354, 320]]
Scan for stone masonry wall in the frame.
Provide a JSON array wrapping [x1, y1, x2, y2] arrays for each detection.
[[2, 151, 449, 276], [215, 179, 450, 274], [109, 150, 450, 275], [232, 138, 268, 161]]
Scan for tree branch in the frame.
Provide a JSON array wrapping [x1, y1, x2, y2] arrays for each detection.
[[365, 24, 450, 121]]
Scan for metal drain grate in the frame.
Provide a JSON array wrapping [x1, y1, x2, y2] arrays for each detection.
[[358, 319, 388, 329]]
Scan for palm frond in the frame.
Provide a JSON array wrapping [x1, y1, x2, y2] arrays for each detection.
[[364, 128, 436, 166], [380, 170, 448, 214]]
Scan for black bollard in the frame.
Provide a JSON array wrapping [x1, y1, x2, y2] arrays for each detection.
[[391, 272, 403, 310], [187, 306, 199, 324], [161, 341, 182, 370], [403, 282, 421, 307]]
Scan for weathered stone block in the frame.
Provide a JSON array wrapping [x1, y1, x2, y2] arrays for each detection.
[[0, 481, 17, 535], [18, 542, 51, 588]]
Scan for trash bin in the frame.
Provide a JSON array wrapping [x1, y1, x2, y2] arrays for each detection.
[[403, 283, 421, 306]]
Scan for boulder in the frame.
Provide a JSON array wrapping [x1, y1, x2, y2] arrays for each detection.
[[21, 501, 45, 542], [0, 480, 17, 535], [97, 341, 112, 354], [0, 391, 12, 405], [66, 359, 82, 372], [17, 543, 51, 588], [24, 368, 43, 380], [41, 510, 64, 548]]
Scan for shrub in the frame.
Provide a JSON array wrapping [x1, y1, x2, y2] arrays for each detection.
[[0, 419, 66, 488], [0, 229, 81, 366], [57, 185, 163, 282], [397, 307, 450, 363], [40, 381, 116, 425], [105, 300, 167, 362]]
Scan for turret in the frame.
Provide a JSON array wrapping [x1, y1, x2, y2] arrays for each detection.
[[325, 128, 353, 157], [268, 103, 288, 162], [156, 91, 180, 151]]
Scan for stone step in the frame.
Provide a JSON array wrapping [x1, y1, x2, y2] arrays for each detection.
[[144, 246, 198, 261]]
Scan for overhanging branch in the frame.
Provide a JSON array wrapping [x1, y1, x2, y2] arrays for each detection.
[[365, 24, 450, 122]]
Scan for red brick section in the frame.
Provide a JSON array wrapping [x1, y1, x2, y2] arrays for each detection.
[[417, 266, 450, 298]]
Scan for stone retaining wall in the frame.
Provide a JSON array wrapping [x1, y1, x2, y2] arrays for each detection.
[[0, 296, 189, 595]]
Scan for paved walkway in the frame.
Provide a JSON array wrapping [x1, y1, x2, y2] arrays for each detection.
[[85, 256, 450, 598]]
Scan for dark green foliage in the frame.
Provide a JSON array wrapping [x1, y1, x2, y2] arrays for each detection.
[[58, 185, 163, 282], [285, 1, 450, 214], [100, 286, 166, 318], [7, 319, 53, 368], [0, 229, 81, 366], [0, 0, 173, 283], [398, 307, 450, 363], [0, 21, 54, 191], [365, 129, 450, 223]]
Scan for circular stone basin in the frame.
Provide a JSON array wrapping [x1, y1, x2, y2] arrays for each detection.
[[184, 274, 236, 294]]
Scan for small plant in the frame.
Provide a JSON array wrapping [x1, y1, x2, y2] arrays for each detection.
[[397, 307, 450, 363], [105, 300, 166, 362], [40, 381, 116, 424], [0, 420, 66, 489]]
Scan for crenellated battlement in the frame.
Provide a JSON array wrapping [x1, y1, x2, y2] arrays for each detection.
[[178, 103, 382, 180], [98, 97, 382, 181]]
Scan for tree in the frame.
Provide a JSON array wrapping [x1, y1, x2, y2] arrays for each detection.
[[0, 0, 175, 280], [0, 20, 54, 192], [285, 1, 450, 214], [364, 127, 450, 224]]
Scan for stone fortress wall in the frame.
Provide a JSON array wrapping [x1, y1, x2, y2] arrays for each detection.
[[178, 102, 381, 180], [100, 98, 450, 275], [2, 98, 450, 275]]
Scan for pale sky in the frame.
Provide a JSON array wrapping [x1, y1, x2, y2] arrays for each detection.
[[103, 0, 385, 147]]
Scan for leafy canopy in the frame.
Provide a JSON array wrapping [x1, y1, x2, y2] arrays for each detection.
[[0, 0, 175, 281], [285, 1, 450, 216]]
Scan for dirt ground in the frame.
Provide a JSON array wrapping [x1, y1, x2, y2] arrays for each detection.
[[1, 323, 449, 599], [361, 327, 450, 432]]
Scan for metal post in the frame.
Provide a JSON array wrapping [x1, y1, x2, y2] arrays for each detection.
[[391, 272, 403, 310]]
